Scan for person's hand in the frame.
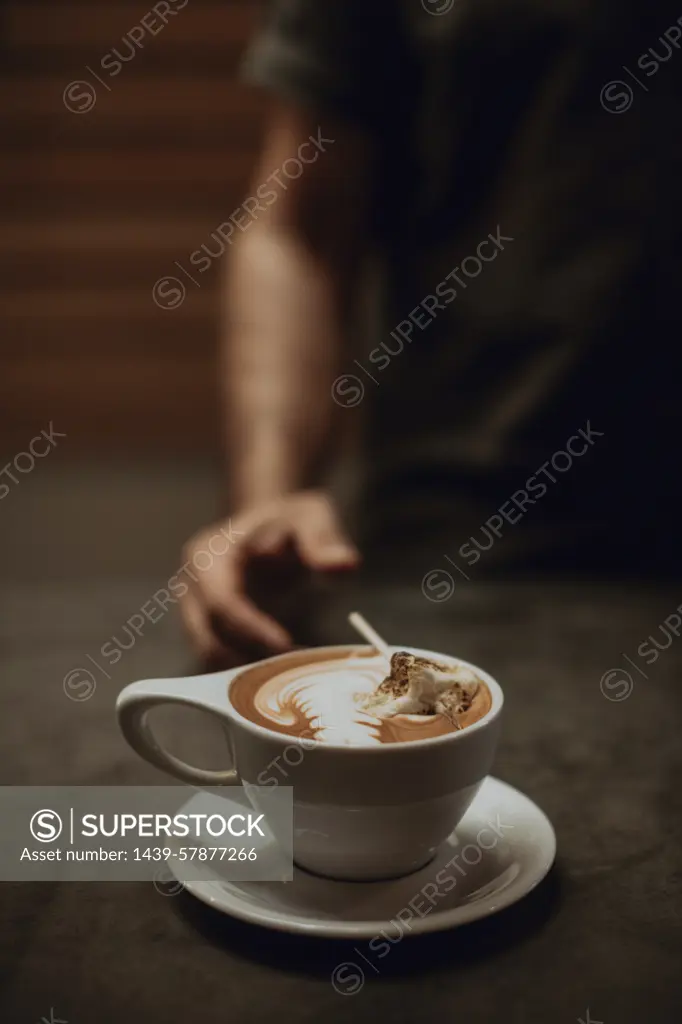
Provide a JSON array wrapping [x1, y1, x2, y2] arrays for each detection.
[[179, 490, 360, 667]]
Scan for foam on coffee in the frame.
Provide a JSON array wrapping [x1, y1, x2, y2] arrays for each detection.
[[230, 647, 492, 746]]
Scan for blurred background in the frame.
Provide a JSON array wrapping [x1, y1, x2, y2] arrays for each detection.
[[0, 0, 264, 580], [3, 0, 682, 588], [0, 0, 266, 451], [2, 0, 682, 583]]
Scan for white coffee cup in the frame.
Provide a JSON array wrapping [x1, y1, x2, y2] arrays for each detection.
[[116, 645, 503, 880]]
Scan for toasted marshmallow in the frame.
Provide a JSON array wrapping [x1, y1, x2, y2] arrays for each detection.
[[360, 651, 480, 723]]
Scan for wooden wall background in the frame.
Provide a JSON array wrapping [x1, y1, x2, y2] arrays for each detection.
[[0, 0, 267, 452]]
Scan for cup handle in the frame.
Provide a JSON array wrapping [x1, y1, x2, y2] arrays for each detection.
[[116, 672, 240, 786]]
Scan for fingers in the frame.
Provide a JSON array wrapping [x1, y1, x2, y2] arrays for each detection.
[[213, 555, 293, 650], [179, 587, 227, 665], [179, 494, 359, 663], [180, 589, 273, 670], [188, 538, 292, 653], [293, 496, 361, 570]]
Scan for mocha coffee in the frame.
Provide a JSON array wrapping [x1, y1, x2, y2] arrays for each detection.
[[229, 648, 492, 746]]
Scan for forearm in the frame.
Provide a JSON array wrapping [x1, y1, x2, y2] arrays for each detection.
[[223, 224, 344, 509], [221, 105, 371, 511]]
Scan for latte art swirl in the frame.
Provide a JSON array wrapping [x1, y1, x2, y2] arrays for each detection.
[[252, 656, 387, 745], [230, 649, 493, 746]]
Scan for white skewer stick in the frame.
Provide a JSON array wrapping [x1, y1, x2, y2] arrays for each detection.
[[348, 612, 392, 664]]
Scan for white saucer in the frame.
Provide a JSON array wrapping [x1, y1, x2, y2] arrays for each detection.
[[168, 777, 555, 939]]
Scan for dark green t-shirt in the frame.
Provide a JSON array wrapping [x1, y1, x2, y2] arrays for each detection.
[[244, 0, 682, 574]]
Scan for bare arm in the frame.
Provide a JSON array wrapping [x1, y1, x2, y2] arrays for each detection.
[[224, 103, 372, 508], [181, 103, 372, 664]]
